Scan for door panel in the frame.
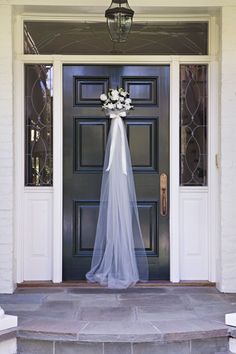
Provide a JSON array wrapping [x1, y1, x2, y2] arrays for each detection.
[[63, 65, 169, 280]]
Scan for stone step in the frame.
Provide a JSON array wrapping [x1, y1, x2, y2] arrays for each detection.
[[17, 337, 231, 354]]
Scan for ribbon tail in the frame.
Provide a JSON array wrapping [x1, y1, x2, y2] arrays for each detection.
[[117, 117, 127, 175], [106, 118, 118, 172]]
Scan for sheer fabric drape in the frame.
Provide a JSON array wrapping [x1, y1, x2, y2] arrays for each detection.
[[86, 114, 148, 289]]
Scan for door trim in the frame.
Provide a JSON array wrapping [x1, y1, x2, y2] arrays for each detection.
[[53, 57, 179, 283]]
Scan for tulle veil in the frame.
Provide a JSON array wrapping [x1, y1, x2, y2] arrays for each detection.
[[86, 112, 148, 289]]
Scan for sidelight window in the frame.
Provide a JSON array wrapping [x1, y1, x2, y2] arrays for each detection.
[[25, 64, 53, 186], [180, 64, 208, 186]]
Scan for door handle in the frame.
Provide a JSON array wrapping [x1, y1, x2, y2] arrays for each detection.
[[160, 173, 168, 216]]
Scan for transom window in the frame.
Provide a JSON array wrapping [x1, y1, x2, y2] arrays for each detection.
[[24, 21, 208, 55]]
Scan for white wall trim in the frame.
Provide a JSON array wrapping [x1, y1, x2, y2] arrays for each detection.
[[170, 59, 180, 282], [20, 12, 213, 20], [53, 59, 63, 282], [208, 62, 220, 282], [14, 60, 24, 284]]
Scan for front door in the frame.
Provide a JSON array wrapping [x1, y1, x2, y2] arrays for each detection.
[[63, 65, 169, 280]]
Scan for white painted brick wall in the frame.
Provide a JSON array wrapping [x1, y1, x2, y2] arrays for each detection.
[[219, 6, 236, 292], [0, 5, 14, 294]]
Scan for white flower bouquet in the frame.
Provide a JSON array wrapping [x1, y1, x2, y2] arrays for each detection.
[[100, 88, 134, 118]]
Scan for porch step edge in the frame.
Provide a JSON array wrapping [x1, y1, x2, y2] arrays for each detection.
[[16, 326, 230, 344]]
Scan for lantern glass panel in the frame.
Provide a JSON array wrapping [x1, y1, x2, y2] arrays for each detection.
[[107, 14, 132, 42]]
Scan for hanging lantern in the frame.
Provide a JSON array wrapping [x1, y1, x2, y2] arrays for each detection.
[[105, 0, 134, 43]]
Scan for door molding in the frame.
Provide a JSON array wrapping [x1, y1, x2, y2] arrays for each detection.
[[14, 13, 219, 284], [53, 56, 182, 283]]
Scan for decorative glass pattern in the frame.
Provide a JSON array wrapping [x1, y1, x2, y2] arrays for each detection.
[[25, 64, 53, 186], [24, 21, 208, 55], [180, 65, 208, 186]]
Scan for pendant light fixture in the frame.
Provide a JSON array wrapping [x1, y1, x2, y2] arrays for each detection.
[[105, 0, 134, 43]]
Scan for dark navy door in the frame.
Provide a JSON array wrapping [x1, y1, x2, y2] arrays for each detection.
[[63, 65, 170, 280]]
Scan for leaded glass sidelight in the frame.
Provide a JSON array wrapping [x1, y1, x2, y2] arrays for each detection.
[[25, 64, 53, 186], [180, 64, 208, 186]]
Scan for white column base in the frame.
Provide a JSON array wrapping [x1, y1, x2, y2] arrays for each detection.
[[225, 313, 236, 327], [0, 307, 17, 332], [0, 339, 17, 354], [0, 307, 17, 354], [229, 338, 236, 354]]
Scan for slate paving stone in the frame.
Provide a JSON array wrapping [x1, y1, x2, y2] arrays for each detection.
[[18, 318, 88, 339], [78, 306, 136, 321], [151, 319, 228, 341], [190, 337, 229, 354], [118, 294, 185, 307], [17, 316, 35, 326], [43, 293, 82, 302], [187, 293, 227, 305], [222, 293, 236, 304], [136, 307, 199, 321], [193, 303, 236, 317], [19, 319, 87, 335], [55, 341, 103, 354], [69, 288, 122, 295], [73, 294, 121, 307], [198, 313, 226, 324], [9, 309, 77, 321], [1, 303, 40, 312], [39, 300, 77, 311], [0, 293, 45, 304], [104, 343, 132, 354], [68, 287, 169, 294], [17, 338, 53, 354], [117, 290, 171, 299], [133, 341, 190, 354], [78, 321, 161, 342]]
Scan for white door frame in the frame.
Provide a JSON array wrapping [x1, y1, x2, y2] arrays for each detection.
[[14, 13, 219, 284]]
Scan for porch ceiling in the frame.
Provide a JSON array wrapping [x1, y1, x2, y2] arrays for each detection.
[[2, 0, 235, 7], [14, 5, 220, 16], [12, 5, 219, 17]]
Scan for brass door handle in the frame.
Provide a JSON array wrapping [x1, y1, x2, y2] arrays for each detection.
[[160, 173, 168, 216]]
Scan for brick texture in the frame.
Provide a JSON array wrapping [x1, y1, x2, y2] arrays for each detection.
[[0, 5, 14, 294], [220, 6, 236, 292]]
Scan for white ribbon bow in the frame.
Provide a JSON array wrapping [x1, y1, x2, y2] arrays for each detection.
[[106, 112, 127, 175]]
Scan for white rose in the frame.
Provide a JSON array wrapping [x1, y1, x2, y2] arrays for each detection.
[[110, 89, 119, 101], [125, 104, 131, 110], [112, 94, 119, 101], [125, 98, 132, 104], [107, 103, 114, 110], [120, 97, 125, 102], [100, 94, 107, 101], [120, 91, 128, 97], [116, 102, 123, 110], [112, 89, 119, 96]]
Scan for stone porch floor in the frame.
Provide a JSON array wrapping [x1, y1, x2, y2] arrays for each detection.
[[0, 285, 236, 353]]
